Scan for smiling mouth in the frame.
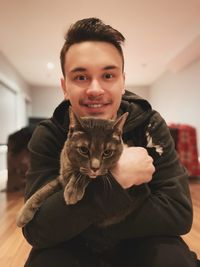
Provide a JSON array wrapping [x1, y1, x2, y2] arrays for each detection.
[[86, 104, 104, 108], [83, 102, 111, 109]]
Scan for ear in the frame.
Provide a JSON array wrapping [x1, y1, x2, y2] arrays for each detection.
[[68, 107, 83, 138], [113, 112, 128, 133], [69, 106, 82, 130], [69, 107, 81, 128], [61, 78, 69, 100], [122, 72, 125, 95]]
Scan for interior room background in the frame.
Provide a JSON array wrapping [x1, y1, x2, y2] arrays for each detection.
[[1, 51, 199, 175], [0, 0, 200, 176]]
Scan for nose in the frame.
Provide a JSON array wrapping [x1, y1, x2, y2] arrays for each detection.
[[86, 79, 104, 97], [90, 158, 100, 172], [91, 167, 99, 172]]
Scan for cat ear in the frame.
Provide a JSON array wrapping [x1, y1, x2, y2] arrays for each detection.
[[113, 112, 129, 133], [68, 107, 83, 128], [69, 107, 78, 128], [68, 107, 83, 138]]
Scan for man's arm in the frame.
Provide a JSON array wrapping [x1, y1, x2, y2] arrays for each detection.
[[23, 122, 143, 249], [103, 111, 193, 238], [23, 111, 192, 248]]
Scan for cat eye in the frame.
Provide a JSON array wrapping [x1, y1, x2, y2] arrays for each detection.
[[103, 149, 113, 158], [78, 146, 89, 156]]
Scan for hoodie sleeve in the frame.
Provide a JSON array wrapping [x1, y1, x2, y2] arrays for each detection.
[[101, 111, 193, 239], [22, 121, 143, 249]]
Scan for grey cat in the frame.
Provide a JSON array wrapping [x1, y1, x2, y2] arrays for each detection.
[[16, 109, 128, 228]]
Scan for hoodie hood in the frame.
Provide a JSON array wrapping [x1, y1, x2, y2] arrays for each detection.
[[119, 90, 152, 133], [51, 90, 152, 134]]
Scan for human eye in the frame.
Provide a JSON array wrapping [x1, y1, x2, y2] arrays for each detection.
[[74, 74, 88, 81], [103, 73, 114, 80]]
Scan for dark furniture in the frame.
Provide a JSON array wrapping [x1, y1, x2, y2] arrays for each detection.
[[6, 127, 33, 192]]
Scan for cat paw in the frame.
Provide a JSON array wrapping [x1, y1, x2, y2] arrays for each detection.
[[16, 214, 28, 228], [64, 191, 79, 205], [16, 208, 36, 228], [64, 188, 84, 205]]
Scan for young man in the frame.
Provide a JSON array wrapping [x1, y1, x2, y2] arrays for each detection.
[[23, 18, 197, 267]]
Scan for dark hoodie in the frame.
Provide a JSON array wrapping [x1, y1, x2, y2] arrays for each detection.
[[23, 90, 193, 252]]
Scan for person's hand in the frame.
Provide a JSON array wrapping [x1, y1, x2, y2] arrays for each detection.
[[110, 146, 155, 189]]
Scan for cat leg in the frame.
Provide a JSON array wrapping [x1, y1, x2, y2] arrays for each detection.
[[64, 175, 90, 205], [16, 179, 60, 227]]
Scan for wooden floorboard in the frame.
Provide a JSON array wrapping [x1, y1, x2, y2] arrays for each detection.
[[0, 191, 31, 267], [182, 178, 200, 258], [0, 178, 199, 267]]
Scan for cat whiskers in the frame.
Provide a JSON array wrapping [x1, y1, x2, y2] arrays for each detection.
[[75, 172, 89, 188], [79, 167, 90, 176], [74, 172, 83, 186], [102, 174, 113, 193]]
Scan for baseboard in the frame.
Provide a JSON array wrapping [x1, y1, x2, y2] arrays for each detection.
[[0, 169, 7, 191]]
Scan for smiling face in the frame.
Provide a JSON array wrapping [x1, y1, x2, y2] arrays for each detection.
[[61, 41, 125, 119]]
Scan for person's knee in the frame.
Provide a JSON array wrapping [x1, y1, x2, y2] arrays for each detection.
[[139, 245, 195, 267], [119, 237, 197, 267], [25, 245, 102, 267], [134, 237, 197, 267], [25, 247, 79, 267]]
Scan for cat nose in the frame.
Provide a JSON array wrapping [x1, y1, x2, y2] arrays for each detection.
[[90, 158, 100, 172], [91, 167, 99, 172]]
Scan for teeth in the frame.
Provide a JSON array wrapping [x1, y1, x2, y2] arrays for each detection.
[[87, 104, 103, 108]]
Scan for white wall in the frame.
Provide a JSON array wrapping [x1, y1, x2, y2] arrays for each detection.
[[149, 59, 200, 154], [30, 85, 64, 118], [0, 52, 31, 172], [127, 85, 150, 101], [0, 52, 31, 128]]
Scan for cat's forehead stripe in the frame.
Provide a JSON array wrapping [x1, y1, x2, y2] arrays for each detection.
[[80, 118, 114, 130]]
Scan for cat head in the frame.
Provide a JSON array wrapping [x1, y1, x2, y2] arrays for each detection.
[[65, 108, 128, 178]]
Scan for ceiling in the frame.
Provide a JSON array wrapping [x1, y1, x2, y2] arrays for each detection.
[[0, 0, 200, 87]]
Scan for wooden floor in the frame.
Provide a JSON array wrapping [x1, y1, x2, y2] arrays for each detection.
[[182, 178, 200, 258], [0, 191, 31, 267], [0, 178, 199, 267]]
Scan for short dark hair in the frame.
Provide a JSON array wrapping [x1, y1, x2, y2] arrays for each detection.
[[60, 18, 125, 77]]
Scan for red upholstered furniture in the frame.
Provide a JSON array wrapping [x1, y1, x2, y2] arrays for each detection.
[[169, 123, 200, 177]]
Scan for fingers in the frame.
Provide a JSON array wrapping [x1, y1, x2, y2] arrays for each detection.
[[111, 146, 155, 188]]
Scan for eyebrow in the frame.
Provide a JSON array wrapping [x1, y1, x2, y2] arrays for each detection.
[[70, 65, 119, 73]]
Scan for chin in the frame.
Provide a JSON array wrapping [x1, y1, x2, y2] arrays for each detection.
[[89, 176, 97, 179], [79, 105, 115, 119], [87, 112, 114, 120]]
